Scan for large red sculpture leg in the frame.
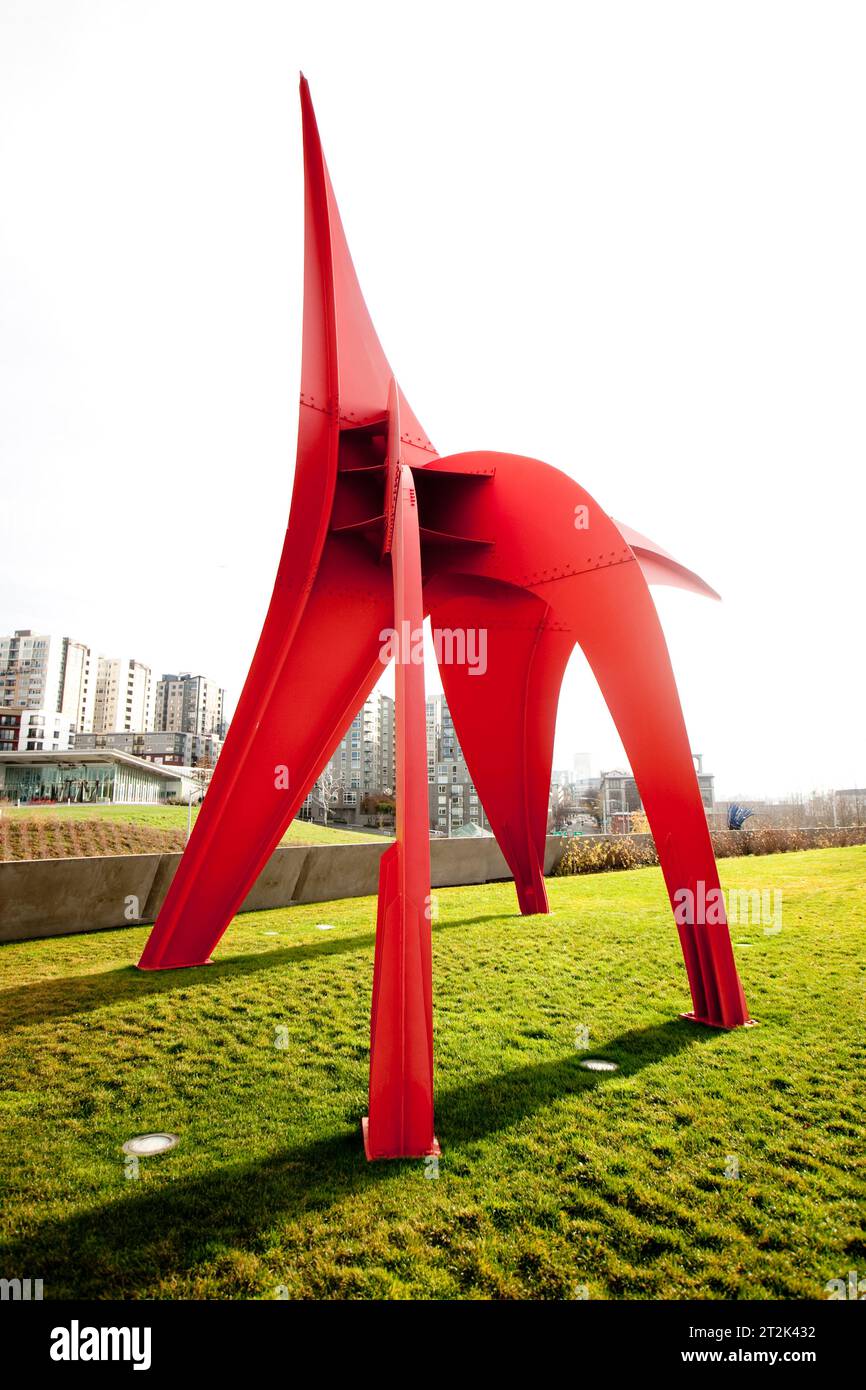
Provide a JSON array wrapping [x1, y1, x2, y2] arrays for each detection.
[[426, 578, 571, 915], [564, 561, 751, 1027], [364, 463, 438, 1158], [139, 77, 437, 972], [138, 537, 392, 968], [420, 451, 750, 1027]]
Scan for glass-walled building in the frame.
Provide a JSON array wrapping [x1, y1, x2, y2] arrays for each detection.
[[0, 750, 184, 805]]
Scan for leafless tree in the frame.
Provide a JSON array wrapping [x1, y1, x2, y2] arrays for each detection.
[[313, 767, 341, 827]]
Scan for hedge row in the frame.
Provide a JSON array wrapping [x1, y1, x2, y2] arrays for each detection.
[[553, 825, 866, 877]]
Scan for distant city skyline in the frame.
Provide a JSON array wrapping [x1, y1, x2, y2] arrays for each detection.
[[0, 625, 229, 738], [2, 614, 863, 803]]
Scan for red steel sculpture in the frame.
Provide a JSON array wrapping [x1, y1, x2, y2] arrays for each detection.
[[139, 77, 751, 1159]]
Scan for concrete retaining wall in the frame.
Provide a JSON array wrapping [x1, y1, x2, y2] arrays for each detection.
[[3, 825, 853, 945], [0, 835, 566, 944]]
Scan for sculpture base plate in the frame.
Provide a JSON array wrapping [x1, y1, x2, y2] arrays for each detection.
[[680, 1011, 759, 1030], [361, 1116, 441, 1162], [137, 958, 215, 972]]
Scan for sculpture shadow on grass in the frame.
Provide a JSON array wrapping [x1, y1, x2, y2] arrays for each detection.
[[0, 1020, 722, 1297], [0, 910, 568, 1032]]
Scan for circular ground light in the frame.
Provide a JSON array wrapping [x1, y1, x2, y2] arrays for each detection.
[[122, 1133, 179, 1157], [579, 1058, 619, 1073]]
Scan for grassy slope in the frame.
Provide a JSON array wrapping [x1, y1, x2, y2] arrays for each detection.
[[0, 846, 862, 1300], [1, 802, 386, 846]]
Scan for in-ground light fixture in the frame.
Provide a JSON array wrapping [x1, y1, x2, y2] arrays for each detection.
[[122, 1133, 179, 1157]]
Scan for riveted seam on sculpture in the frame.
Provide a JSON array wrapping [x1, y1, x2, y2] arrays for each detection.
[[300, 395, 437, 453], [514, 553, 636, 588]]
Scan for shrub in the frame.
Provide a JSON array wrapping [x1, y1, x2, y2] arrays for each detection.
[[553, 826, 866, 877], [712, 826, 866, 858], [554, 835, 658, 876]]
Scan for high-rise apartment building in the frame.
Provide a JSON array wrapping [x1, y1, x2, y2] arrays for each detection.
[[425, 696, 441, 780], [92, 658, 152, 734], [326, 691, 395, 796], [424, 692, 488, 833], [425, 692, 461, 767], [379, 693, 395, 794], [302, 690, 490, 830], [300, 691, 395, 820], [59, 638, 95, 733], [153, 675, 185, 733], [153, 673, 225, 738], [0, 630, 94, 732], [429, 757, 488, 834]]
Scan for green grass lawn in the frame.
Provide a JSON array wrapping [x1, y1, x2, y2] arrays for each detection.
[[1, 802, 387, 845], [0, 846, 863, 1300]]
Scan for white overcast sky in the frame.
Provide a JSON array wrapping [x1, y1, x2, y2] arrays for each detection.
[[1, 1, 863, 798]]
